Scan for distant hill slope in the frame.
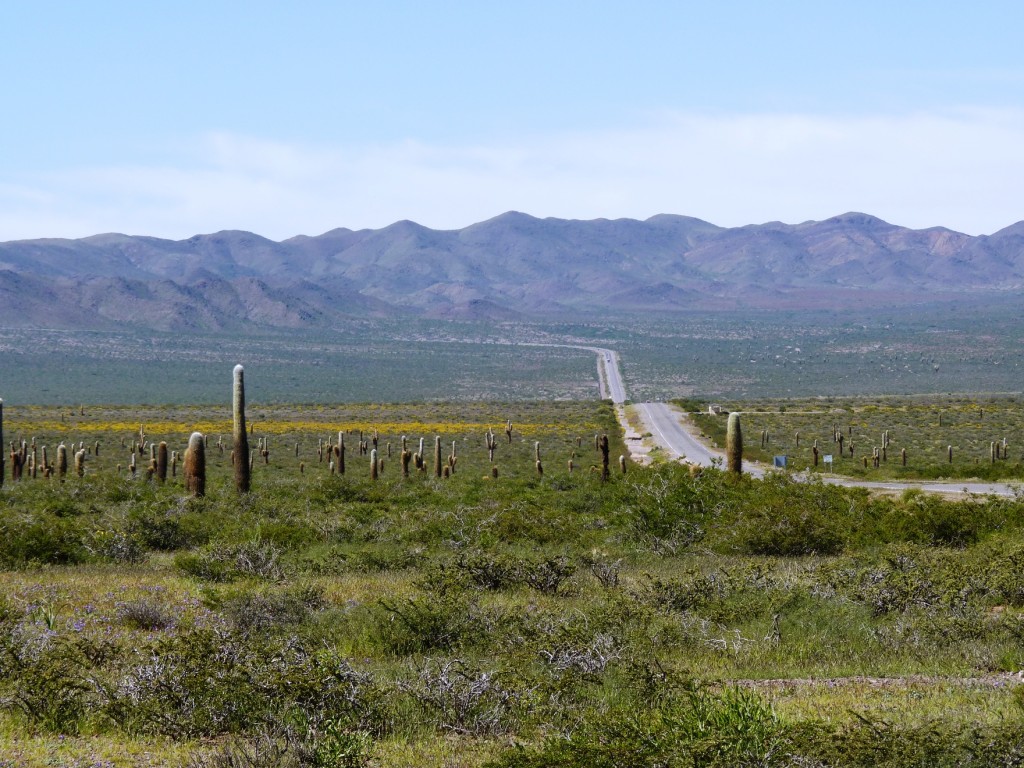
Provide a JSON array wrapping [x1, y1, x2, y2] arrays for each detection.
[[1, 211, 1021, 330]]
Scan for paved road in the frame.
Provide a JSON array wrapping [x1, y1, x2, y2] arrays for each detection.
[[517, 347, 1019, 498], [594, 347, 627, 404], [521, 343, 627, 404], [634, 402, 1019, 497], [633, 402, 728, 467]]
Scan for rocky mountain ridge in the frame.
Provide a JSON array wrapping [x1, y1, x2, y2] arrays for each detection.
[[1, 211, 1021, 330]]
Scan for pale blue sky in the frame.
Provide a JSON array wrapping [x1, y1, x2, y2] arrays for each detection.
[[2, 2, 1022, 239]]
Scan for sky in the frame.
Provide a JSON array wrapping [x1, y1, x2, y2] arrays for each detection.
[[1, 1, 1023, 240]]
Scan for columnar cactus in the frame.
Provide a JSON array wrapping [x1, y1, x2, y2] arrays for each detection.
[[370, 448, 378, 481], [338, 432, 346, 475], [599, 434, 610, 481], [434, 436, 442, 478], [9, 442, 19, 482], [57, 443, 68, 480], [506, 419, 513, 444], [619, 455, 627, 474], [75, 449, 86, 478], [726, 412, 742, 475], [184, 432, 206, 497], [486, 429, 496, 462], [157, 442, 168, 483], [233, 365, 250, 493]]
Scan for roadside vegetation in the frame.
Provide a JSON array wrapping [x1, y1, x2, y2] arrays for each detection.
[[2, 398, 1024, 765], [688, 393, 1024, 483]]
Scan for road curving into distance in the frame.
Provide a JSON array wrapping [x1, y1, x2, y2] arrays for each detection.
[[633, 402, 1020, 497], [521, 343, 627, 404], [493, 342, 1017, 496], [581, 349, 1020, 498]]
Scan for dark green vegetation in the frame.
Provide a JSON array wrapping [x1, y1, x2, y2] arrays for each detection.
[[3, 400, 1024, 765], [3, 298, 1024, 404]]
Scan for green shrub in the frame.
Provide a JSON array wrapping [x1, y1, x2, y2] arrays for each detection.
[[175, 540, 286, 583], [0, 515, 90, 566], [377, 591, 489, 654], [216, 584, 326, 634], [485, 684, 787, 768]]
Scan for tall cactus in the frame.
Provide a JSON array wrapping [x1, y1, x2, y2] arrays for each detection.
[[434, 436, 442, 478], [184, 432, 206, 497], [157, 442, 168, 483], [233, 365, 250, 493], [370, 448, 378, 481], [57, 442, 68, 481], [726, 412, 743, 475]]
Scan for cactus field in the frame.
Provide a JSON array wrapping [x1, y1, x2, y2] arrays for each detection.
[[690, 394, 1024, 482], [4, 382, 1024, 765]]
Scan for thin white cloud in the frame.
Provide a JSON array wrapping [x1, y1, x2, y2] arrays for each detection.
[[1, 108, 1022, 240]]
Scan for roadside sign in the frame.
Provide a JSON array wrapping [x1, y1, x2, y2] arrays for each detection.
[[773, 455, 787, 468]]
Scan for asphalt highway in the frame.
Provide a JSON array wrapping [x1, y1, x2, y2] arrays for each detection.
[[632, 402, 1017, 497]]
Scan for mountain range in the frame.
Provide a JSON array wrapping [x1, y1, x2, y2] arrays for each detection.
[[1, 211, 1022, 331]]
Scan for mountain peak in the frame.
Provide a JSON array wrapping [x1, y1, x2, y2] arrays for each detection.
[[822, 212, 893, 228]]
